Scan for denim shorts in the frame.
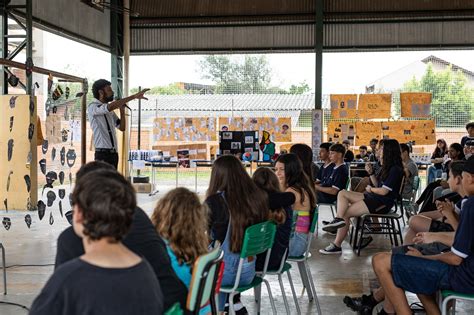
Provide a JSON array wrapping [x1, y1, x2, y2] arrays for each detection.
[[289, 232, 309, 257], [392, 253, 451, 295]]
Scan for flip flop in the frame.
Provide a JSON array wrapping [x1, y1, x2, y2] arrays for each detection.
[[58, 188, 65, 199], [42, 140, 49, 154], [39, 159, 46, 175], [59, 172, 65, 185], [51, 147, 56, 161], [8, 139, 14, 161], [24, 214, 32, 228], [24, 175, 31, 192], [46, 191, 56, 207], [37, 200, 46, 220]]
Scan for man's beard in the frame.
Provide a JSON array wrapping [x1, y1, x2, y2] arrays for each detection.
[[105, 94, 114, 102]]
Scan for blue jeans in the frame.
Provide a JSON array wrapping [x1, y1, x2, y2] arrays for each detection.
[[289, 232, 309, 257], [218, 256, 256, 311], [427, 166, 442, 184]]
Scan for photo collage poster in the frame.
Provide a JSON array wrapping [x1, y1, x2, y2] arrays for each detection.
[[218, 117, 291, 142], [219, 131, 259, 161], [327, 121, 355, 145], [330, 94, 357, 119], [400, 92, 432, 118], [355, 121, 382, 146], [153, 117, 217, 142], [381, 120, 436, 145]]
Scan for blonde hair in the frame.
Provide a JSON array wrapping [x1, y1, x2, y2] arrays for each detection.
[[152, 187, 209, 265]]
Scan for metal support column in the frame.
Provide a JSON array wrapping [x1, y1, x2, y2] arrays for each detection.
[[312, 0, 324, 160], [25, 0, 31, 94], [1, 0, 9, 94], [110, 0, 124, 99]]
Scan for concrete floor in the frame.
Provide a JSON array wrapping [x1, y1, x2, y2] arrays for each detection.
[[0, 193, 472, 314]]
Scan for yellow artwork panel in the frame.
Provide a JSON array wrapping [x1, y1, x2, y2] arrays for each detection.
[[218, 117, 292, 142], [330, 94, 357, 119]]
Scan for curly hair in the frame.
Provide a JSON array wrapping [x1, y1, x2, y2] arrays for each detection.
[[71, 169, 135, 242], [152, 187, 209, 265]]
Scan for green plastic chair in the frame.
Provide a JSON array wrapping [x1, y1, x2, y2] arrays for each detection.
[[219, 221, 277, 315], [441, 290, 474, 315], [287, 207, 322, 315], [164, 302, 183, 315], [187, 246, 224, 315]]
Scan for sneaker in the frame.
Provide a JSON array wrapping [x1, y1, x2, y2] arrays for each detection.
[[322, 220, 330, 225], [322, 218, 346, 233], [343, 294, 376, 313], [319, 243, 342, 255]]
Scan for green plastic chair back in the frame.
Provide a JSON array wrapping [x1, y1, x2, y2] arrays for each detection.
[[187, 246, 223, 313], [240, 221, 276, 259], [290, 210, 298, 235], [413, 176, 420, 192], [309, 206, 319, 234], [164, 303, 183, 315]]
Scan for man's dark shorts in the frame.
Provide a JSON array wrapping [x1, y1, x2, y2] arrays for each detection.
[[391, 242, 451, 256], [391, 254, 451, 295], [429, 220, 454, 233]]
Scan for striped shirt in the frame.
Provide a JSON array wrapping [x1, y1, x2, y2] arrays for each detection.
[[87, 99, 120, 150], [294, 210, 311, 233]]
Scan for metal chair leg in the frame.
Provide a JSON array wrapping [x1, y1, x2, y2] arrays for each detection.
[[1, 243, 6, 295], [278, 274, 291, 315], [286, 270, 301, 314], [297, 261, 314, 301], [263, 279, 277, 314], [254, 284, 262, 312], [229, 292, 236, 315], [305, 261, 321, 314]]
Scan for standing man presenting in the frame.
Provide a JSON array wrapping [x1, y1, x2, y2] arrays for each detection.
[[88, 79, 149, 168]]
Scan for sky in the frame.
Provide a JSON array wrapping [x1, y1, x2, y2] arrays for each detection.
[[39, 29, 474, 95]]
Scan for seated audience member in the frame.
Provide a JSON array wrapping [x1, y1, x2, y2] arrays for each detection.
[[320, 139, 404, 254], [54, 161, 187, 312], [404, 161, 467, 244], [417, 143, 465, 213], [343, 139, 355, 162], [31, 170, 163, 314], [275, 153, 317, 257], [290, 143, 320, 181], [356, 145, 370, 161], [369, 138, 379, 162], [427, 139, 448, 184], [461, 121, 474, 147], [314, 143, 349, 204], [152, 187, 209, 288], [315, 142, 334, 184], [351, 139, 385, 192], [400, 143, 419, 200], [206, 155, 268, 313], [253, 167, 295, 271], [371, 157, 474, 315], [465, 139, 474, 160]]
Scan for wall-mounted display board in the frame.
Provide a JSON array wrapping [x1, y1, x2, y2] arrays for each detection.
[[381, 120, 436, 145], [0, 95, 37, 211], [327, 121, 355, 145], [219, 117, 291, 142], [153, 117, 217, 142], [330, 94, 357, 119], [400, 92, 432, 118], [358, 94, 392, 119], [219, 131, 259, 160], [355, 121, 382, 146]]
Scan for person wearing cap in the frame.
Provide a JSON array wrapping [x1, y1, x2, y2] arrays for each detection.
[[88, 79, 149, 169], [371, 157, 474, 315]]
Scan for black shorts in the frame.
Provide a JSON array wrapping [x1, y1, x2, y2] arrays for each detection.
[[429, 220, 454, 232], [363, 192, 391, 214]]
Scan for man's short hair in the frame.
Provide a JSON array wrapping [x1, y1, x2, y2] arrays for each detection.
[[320, 142, 332, 151], [450, 160, 466, 178], [330, 143, 346, 155], [76, 161, 115, 181], [400, 143, 410, 154], [92, 79, 111, 100], [342, 139, 350, 145], [370, 138, 379, 145], [71, 170, 136, 242], [466, 122, 474, 130], [359, 145, 368, 150]]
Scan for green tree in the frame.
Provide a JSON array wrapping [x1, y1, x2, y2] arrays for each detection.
[[130, 83, 185, 95], [400, 63, 474, 127]]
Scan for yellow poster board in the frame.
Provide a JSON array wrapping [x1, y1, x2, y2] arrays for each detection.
[[0, 95, 38, 211], [358, 94, 392, 119], [381, 120, 435, 145], [355, 121, 382, 146], [327, 121, 356, 145], [400, 92, 432, 118], [218, 117, 291, 142], [330, 94, 357, 119], [153, 117, 217, 142]]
